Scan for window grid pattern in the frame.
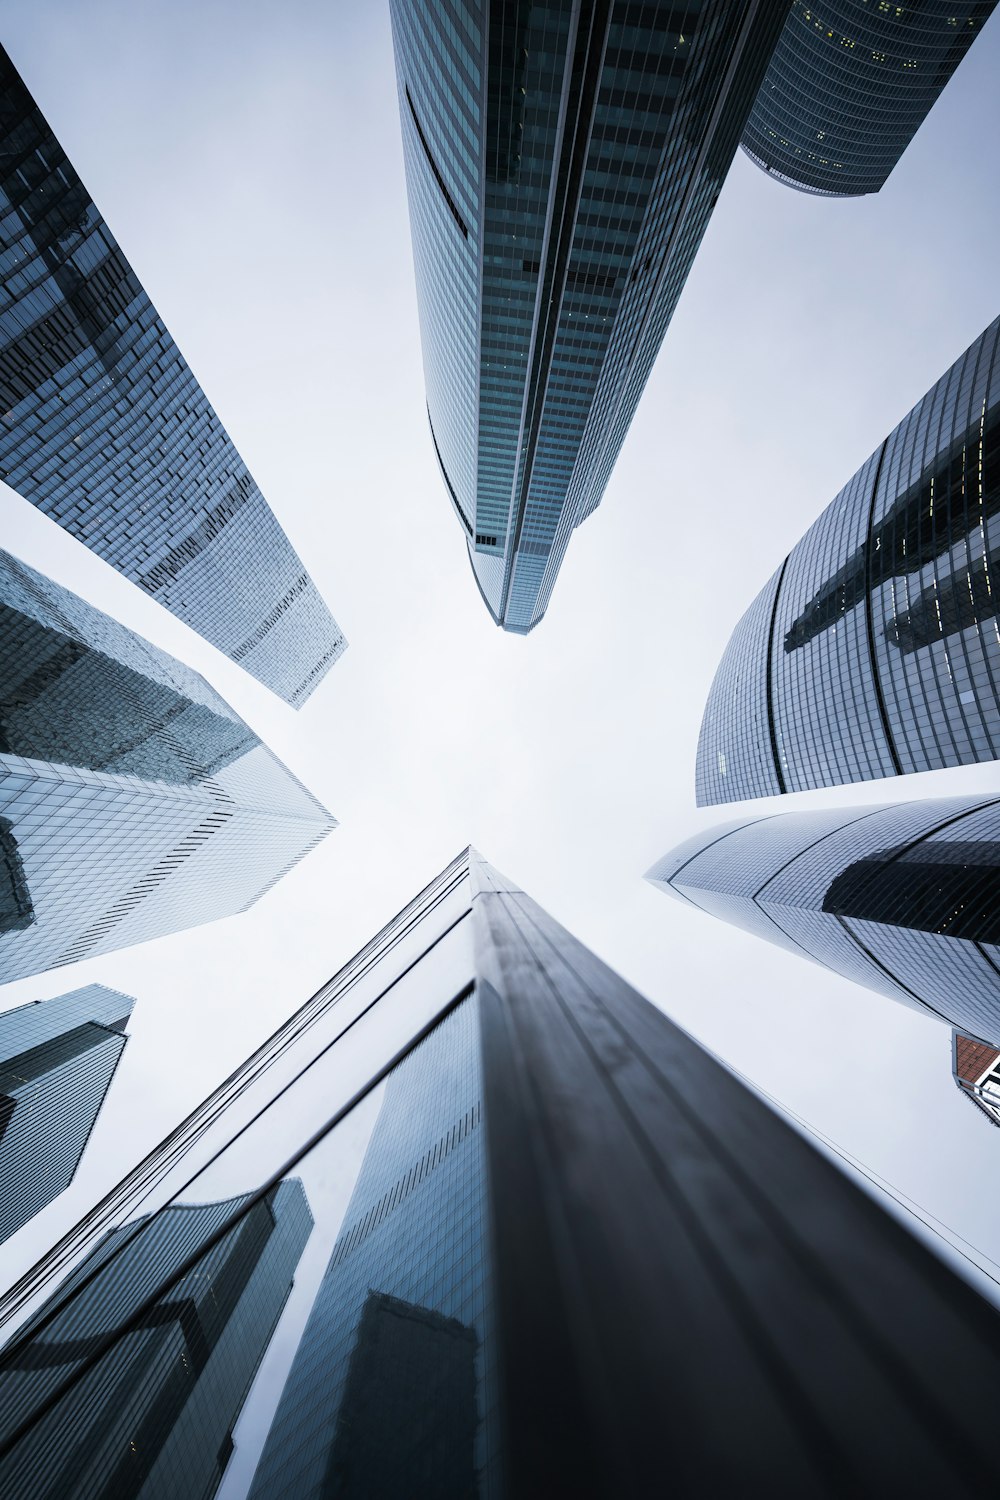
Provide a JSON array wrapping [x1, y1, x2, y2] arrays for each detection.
[[389, 0, 485, 538], [653, 795, 1000, 1045], [0, 549, 334, 984], [0, 48, 344, 706], [0, 1183, 312, 1500], [697, 317, 1000, 804], [392, 1, 790, 631], [741, 0, 997, 197], [0, 986, 132, 1248], [695, 565, 785, 804]]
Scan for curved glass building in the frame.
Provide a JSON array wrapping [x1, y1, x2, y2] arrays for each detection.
[[389, 1, 790, 632], [0, 46, 345, 707], [0, 547, 335, 983], [697, 316, 1000, 805], [648, 794, 1000, 1048], [741, 1, 997, 197]]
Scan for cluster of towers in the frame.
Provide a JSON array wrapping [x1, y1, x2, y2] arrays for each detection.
[[1, 5, 1000, 1497]]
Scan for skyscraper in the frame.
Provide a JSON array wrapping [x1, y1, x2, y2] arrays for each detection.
[[648, 795, 1000, 1048], [0, 547, 335, 983], [742, 2, 997, 196], [0, 1182, 312, 1500], [0, 45, 345, 707], [389, 2, 790, 632], [952, 1031, 1000, 1127], [2, 849, 1000, 1496], [697, 316, 1000, 805], [0, 985, 133, 1246]]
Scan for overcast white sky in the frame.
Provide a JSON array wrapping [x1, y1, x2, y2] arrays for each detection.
[[1, 1, 999, 1289]]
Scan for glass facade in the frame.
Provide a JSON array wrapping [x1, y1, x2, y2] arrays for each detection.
[[0, 46, 345, 707], [2, 850, 1000, 1495], [0, 1183, 312, 1500], [0, 985, 132, 1247], [248, 997, 500, 1499], [697, 316, 1000, 804], [389, 1, 790, 631], [0, 547, 335, 983], [650, 793, 1000, 1046], [741, 1, 997, 197]]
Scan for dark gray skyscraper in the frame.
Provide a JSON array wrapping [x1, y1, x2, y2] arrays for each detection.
[[742, 2, 997, 196], [0, 1182, 312, 1500], [697, 316, 1000, 805], [389, 2, 789, 632], [0, 547, 334, 983], [648, 795, 1000, 1049], [0, 45, 345, 707], [2, 850, 999, 1496], [0, 985, 133, 1246]]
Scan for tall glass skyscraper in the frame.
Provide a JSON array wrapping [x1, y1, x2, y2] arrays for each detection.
[[648, 794, 1000, 1048], [0, 547, 335, 983], [0, 985, 133, 1246], [742, 2, 997, 196], [0, 45, 345, 707], [0, 1182, 312, 1500], [697, 316, 1000, 805], [2, 850, 999, 1495], [389, 2, 790, 632]]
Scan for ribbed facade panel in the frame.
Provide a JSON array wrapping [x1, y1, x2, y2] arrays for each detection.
[[0, 548, 334, 983], [0, 46, 345, 706], [697, 317, 1000, 803], [742, 1, 997, 197]]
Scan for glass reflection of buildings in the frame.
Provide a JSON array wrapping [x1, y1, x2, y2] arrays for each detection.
[[741, 1, 997, 197], [249, 998, 498, 1498], [0, 546, 335, 983], [648, 794, 1000, 1051], [0, 986, 133, 1246], [3, 852, 1000, 1495], [0, 1182, 312, 1500], [388, 2, 789, 632], [697, 316, 1000, 805], [0, 45, 345, 707]]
